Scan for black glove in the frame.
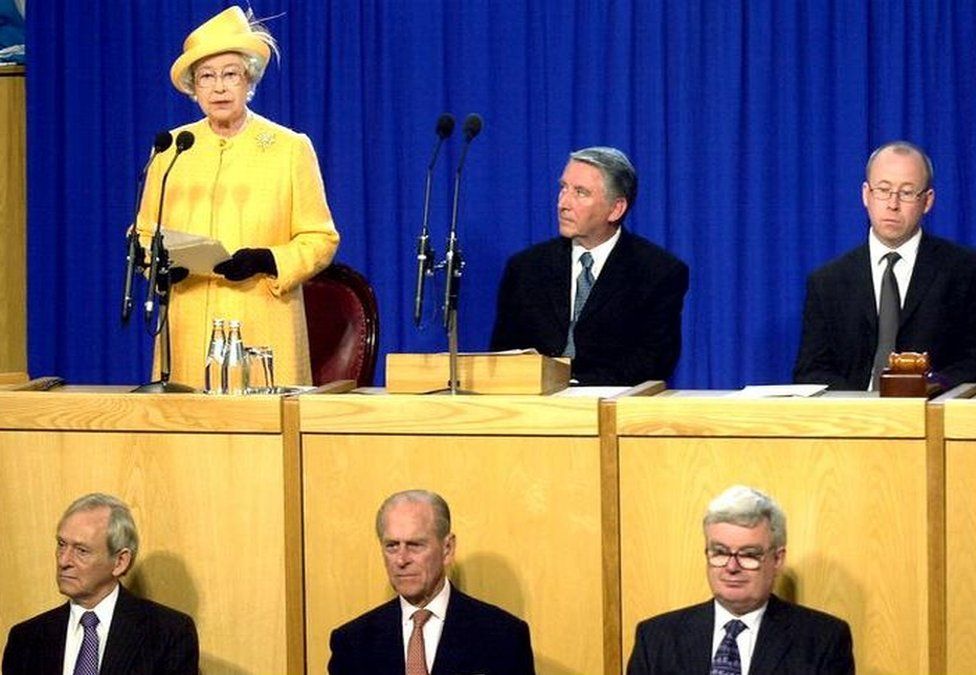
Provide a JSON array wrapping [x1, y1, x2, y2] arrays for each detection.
[[213, 248, 277, 281], [168, 266, 190, 285]]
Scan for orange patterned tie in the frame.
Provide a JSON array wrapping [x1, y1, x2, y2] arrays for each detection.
[[406, 609, 433, 675]]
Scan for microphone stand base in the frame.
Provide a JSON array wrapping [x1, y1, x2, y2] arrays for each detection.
[[425, 387, 478, 395], [131, 380, 197, 394]]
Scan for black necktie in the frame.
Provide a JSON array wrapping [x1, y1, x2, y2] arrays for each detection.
[[872, 251, 901, 390]]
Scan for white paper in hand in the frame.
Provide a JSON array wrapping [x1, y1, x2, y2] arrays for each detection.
[[162, 229, 230, 275]]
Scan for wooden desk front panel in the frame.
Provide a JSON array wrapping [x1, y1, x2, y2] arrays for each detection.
[[302, 433, 603, 675], [943, 400, 976, 673], [0, 429, 289, 675], [617, 394, 932, 675]]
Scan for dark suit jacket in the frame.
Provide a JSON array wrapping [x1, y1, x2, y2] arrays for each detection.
[[490, 229, 689, 386], [627, 595, 854, 675], [794, 233, 976, 390], [328, 587, 535, 675], [2, 584, 199, 675]]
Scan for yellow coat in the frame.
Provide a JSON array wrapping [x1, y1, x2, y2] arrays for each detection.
[[137, 112, 339, 388]]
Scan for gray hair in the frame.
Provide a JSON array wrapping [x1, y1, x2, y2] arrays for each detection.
[[60, 493, 140, 566], [375, 489, 452, 540], [865, 140, 934, 190], [569, 146, 638, 220], [703, 485, 787, 549]]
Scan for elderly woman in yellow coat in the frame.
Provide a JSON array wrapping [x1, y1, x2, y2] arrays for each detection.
[[137, 6, 339, 389]]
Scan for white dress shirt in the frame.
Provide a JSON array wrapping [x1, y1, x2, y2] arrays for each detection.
[[399, 579, 451, 673], [867, 227, 921, 391], [711, 599, 767, 675], [868, 226, 921, 314], [63, 583, 120, 675]]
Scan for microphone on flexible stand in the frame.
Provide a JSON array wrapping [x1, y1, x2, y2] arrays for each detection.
[[439, 113, 482, 395], [122, 131, 172, 323], [144, 130, 195, 328], [442, 113, 482, 328], [413, 113, 455, 326], [134, 129, 196, 394]]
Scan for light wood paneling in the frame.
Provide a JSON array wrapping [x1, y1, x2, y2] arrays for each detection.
[[0, 393, 300, 675], [944, 400, 976, 673], [301, 394, 605, 675], [0, 70, 26, 375], [0, 390, 283, 432], [617, 396, 934, 675], [299, 393, 599, 435], [616, 395, 925, 437]]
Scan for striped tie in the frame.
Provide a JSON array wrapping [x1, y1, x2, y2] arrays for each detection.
[[73, 611, 99, 675], [564, 251, 595, 358]]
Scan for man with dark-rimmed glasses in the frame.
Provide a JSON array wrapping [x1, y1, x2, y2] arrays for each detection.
[[627, 485, 854, 675], [794, 140, 976, 391]]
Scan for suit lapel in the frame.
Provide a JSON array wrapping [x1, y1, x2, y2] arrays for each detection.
[[680, 601, 716, 674], [849, 245, 878, 332], [41, 603, 71, 673], [101, 585, 144, 674], [750, 595, 793, 674], [430, 588, 470, 675], [545, 239, 572, 330], [900, 234, 939, 328], [372, 599, 407, 672], [576, 229, 630, 324]]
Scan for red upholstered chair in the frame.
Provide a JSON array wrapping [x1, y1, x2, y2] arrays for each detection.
[[302, 263, 379, 387]]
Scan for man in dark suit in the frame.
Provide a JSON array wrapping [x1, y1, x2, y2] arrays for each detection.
[[627, 486, 854, 675], [2, 493, 198, 675], [491, 146, 689, 386], [328, 490, 535, 675], [794, 140, 976, 390]]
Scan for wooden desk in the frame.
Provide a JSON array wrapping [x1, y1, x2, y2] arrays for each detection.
[[614, 393, 940, 674], [0, 389, 304, 674], [942, 390, 976, 673], [299, 393, 608, 675]]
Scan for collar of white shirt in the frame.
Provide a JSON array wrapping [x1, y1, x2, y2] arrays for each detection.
[[712, 599, 767, 675], [868, 226, 922, 270], [571, 225, 622, 281], [399, 579, 451, 671], [64, 582, 120, 675]]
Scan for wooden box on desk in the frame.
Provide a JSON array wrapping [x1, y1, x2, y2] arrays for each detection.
[[385, 352, 571, 394]]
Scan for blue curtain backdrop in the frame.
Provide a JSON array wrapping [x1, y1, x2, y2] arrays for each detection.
[[25, 1, 976, 388]]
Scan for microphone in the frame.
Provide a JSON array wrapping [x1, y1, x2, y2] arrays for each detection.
[[145, 131, 195, 327], [442, 113, 483, 327], [413, 113, 455, 326], [122, 131, 172, 323]]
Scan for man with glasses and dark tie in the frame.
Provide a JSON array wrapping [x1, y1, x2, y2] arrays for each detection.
[[2, 493, 198, 675], [627, 485, 854, 675], [490, 146, 689, 386], [794, 140, 976, 391]]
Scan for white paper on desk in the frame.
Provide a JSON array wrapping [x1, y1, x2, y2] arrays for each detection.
[[161, 229, 230, 275], [726, 384, 828, 398]]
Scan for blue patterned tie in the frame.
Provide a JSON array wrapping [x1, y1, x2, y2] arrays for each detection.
[[710, 618, 746, 675], [73, 611, 100, 675], [564, 251, 595, 358]]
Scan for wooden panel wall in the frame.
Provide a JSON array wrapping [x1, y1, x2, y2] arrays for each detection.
[[616, 396, 936, 675], [0, 68, 27, 375], [0, 392, 301, 675], [943, 400, 976, 674], [300, 395, 606, 675]]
